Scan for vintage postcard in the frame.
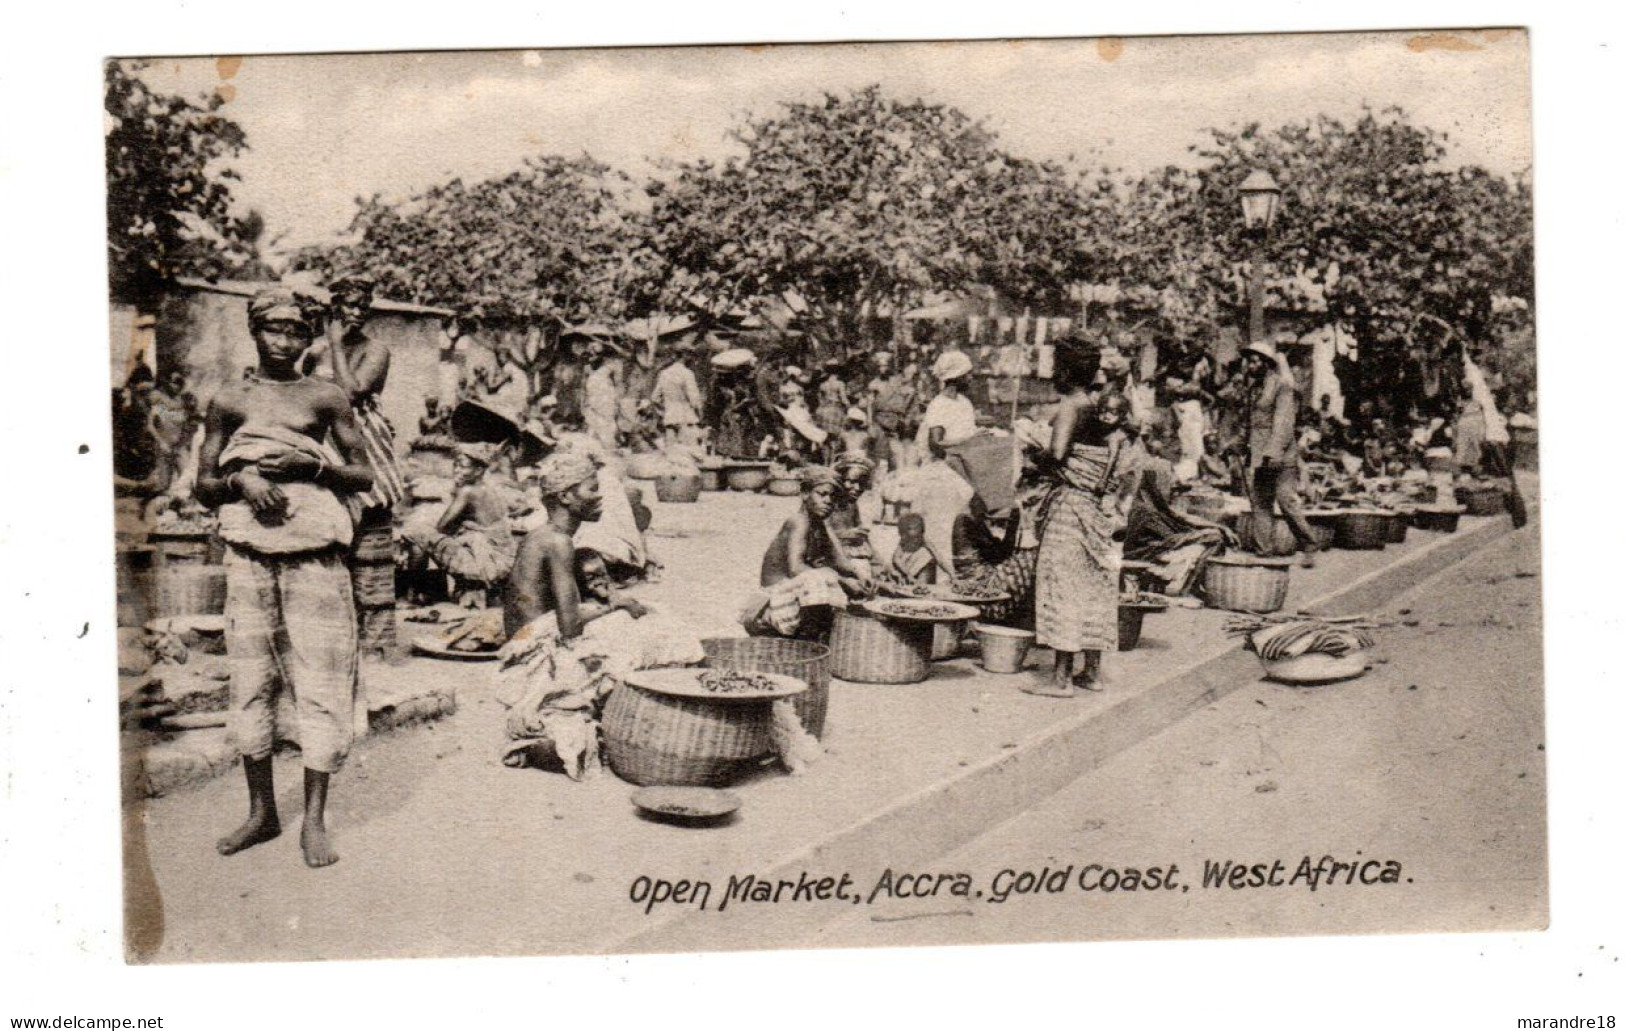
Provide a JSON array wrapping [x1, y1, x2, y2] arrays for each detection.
[[108, 29, 1542, 963]]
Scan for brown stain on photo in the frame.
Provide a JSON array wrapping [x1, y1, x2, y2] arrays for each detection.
[[1097, 38, 1124, 63], [1406, 33, 1485, 53], [216, 55, 243, 80], [214, 83, 237, 104]]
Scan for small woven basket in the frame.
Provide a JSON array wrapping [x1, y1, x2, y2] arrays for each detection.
[[601, 682, 776, 786], [701, 637, 831, 738], [828, 608, 932, 684], [142, 564, 228, 618], [1333, 511, 1390, 551], [1457, 485, 1507, 517], [655, 472, 703, 503], [1202, 557, 1291, 614], [352, 561, 397, 607], [726, 465, 771, 491], [699, 468, 725, 492], [1412, 507, 1463, 533], [1303, 512, 1339, 549]]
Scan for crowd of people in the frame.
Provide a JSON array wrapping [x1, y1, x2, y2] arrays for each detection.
[[113, 278, 1531, 867]]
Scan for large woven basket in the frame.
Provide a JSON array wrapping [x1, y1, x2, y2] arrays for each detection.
[[1303, 511, 1339, 549], [1238, 511, 1298, 557], [1332, 511, 1390, 551], [142, 564, 228, 618], [1456, 485, 1507, 517], [1385, 510, 1411, 544], [1411, 506, 1463, 533], [828, 608, 932, 684], [352, 561, 396, 607], [1202, 556, 1291, 614], [701, 637, 831, 738], [601, 682, 776, 786], [352, 524, 396, 564]]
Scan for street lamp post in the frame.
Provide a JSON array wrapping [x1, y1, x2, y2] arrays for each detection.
[[1238, 170, 1282, 346]]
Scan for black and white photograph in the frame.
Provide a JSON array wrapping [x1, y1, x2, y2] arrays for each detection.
[[98, 30, 1553, 966]]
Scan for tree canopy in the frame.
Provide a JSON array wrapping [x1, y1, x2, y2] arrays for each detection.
[[104, 60, 265, 307]]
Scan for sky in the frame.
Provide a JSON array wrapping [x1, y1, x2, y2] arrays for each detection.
[[123, 29, 1532, 255]]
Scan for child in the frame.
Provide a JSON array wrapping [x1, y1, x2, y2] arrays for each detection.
[[889, 512, 937, 585]]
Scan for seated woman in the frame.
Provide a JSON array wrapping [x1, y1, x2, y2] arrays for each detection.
[[402, 445, 519, 604], [741, 465, 871, 640], [1122, 452, 1235, 597], [950, 493, 1038, 627]]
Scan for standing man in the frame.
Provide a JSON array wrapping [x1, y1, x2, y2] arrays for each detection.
[[651, 341, 704, 449], [196, 288, 374, 868], [1239, 341, 1318, 567]]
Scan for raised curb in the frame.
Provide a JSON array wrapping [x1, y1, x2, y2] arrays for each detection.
[[608, 514, 1519, 954]]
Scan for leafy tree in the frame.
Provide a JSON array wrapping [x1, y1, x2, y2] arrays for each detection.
[[294, 154, 648, 329], [644, 86, 1107, 356], [104, 60, 263, 307]]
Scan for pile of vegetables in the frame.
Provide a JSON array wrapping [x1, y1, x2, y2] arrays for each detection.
[[1226, 614, 1379, 660]]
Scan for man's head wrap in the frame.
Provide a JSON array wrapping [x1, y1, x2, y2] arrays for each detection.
[[932, 349, 973, 382], [799, 465, 841, 491], [328, 271, 376, 297], [536, 450, 600, 498]]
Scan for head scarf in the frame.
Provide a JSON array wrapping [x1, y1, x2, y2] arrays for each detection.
[[536, 450, 600, 499], [247, 288, 319, 335], [833, 452, 875, 477], [932, 349, 973, 382], [845, 406, 869, 426], [328, 272, 376, 297], [799, 465, 840, 491]]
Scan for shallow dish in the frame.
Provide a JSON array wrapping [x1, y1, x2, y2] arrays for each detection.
[[621, 667, 806, 702], [631, 786, 742, 822]]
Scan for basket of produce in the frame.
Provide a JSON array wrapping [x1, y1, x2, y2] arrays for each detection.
[[1411, 505, 1465, 533], [1456, 483, 1507, 517], [725, 462, 772, 492], [1237, 510, 1299, 557], [654, 470, 703, 504], [1332, 509, 1391, 551], [766, 472, 803, 496], [1228, 614, 1377, 685], [1202, 555, 1292, 613], [829, 607, 933, 684], [602, 669, 804, 787], [1117, 593, 1169, 652], [971, 623, 1035, 674], [702, 636, 832, 738], [1179, 491, 1235, 524]]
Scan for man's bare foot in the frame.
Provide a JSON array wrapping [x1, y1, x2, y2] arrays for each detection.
[[217, 811, 280, 856], [1072, 671, 1104, 693], [301, 821, 339, 868]]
